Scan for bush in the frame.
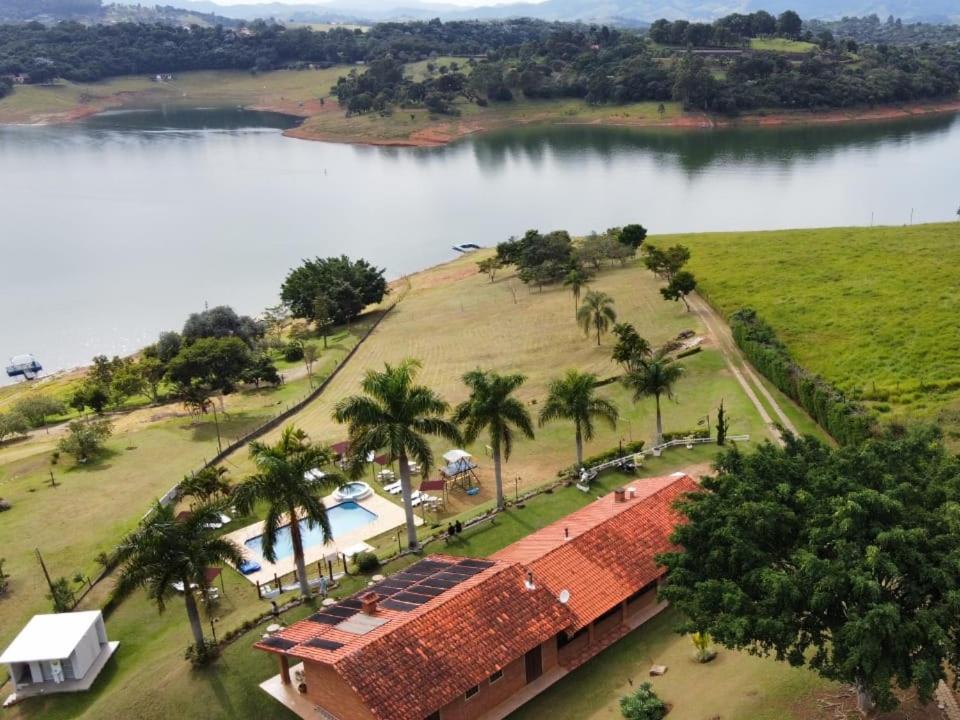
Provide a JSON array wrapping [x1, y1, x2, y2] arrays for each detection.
[[661, 429, 710, 442], [283, 342, 305, 362], [620, 682, 667, 720], [58, 418, 113, 464], [559, 440, 645, 477], [731, 308, 875, 445], [184, 639, 220, 667], [354, 551, 380, 574]]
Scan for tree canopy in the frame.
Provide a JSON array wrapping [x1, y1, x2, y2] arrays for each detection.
[[281, 255, 388, 326], [659, 428, 960, 712], [182, 305, 263, 348]]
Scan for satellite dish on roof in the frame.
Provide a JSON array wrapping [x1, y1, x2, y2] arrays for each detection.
[[558, 589, 571, 604]]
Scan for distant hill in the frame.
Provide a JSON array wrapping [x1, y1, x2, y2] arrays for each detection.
[[115, 0, 960, 25], [0, 0, 241, 26]]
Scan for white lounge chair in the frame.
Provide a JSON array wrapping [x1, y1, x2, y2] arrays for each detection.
[[385, 481, 403, 494]]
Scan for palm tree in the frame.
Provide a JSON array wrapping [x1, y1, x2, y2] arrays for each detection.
[[624, 352, 684, 446], [563, 268, 590, 317], [334, 360, 460, 551], [232, 425, 338, 598], [115, 501, 243, 650], [453, 370, 534, 511], [539, 370, 618, 468], [178, 465, 230, 506], [577, 290, 617, 346]]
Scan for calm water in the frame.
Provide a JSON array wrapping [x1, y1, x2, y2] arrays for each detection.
[[1, 106, 959, 380], [244, 501, 378, 561]]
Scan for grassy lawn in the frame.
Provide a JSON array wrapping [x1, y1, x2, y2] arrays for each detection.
[[673, 223, 960, 441], [509, 607, 830, 720], [750, 37, 818, 53], [0, 321, 373, 656], [227, 251, 790, 508]]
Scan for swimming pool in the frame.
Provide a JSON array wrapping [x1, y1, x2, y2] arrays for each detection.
[[244, 502, 378, 561]]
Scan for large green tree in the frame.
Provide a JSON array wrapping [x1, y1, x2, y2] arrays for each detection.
[[115, 501, 243, 650], [232, 426, 338, 598], [165, 336, 252, 393], [623, 352, 683, 445], [611, 323, 652, 374], [453, 370, 534, 510], [334, 360, 461, 550], [539, 370, 618, 468], [281, 256, 387, 326], [659, 429, 960, 713]]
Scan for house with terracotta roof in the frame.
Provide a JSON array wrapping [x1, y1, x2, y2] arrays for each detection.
[[255, 472, 698, 720]]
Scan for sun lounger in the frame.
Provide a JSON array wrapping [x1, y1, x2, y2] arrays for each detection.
[[238, 559, 261, 575], [385, 481, 403, 494]]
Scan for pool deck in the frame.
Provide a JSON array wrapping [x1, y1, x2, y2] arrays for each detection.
[[225, 491, 420, 586]]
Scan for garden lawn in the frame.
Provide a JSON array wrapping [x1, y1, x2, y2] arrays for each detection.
[[674, 223, 960, 441], [226, 251, 796, 511], [749, 37, 818, 53], [0, 321, 373, 655], [508, 607, 831, 720]]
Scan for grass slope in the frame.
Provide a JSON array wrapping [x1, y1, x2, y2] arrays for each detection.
[[674, 223, 960, 439]]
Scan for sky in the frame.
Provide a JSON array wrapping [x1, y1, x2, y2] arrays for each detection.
[[204, 0, 537, 5]]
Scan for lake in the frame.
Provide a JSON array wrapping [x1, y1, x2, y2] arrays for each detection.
[[1, 106, 958, 381]]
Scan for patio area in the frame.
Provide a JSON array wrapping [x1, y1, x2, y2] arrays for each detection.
[[224, 490, 419, 587]]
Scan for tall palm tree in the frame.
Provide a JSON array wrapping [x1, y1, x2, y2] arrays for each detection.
[[453, 370, 534, 511], [624, 352, 684, 446], [563, 268, 590, 317], [232, 425, 338, 598], [178, 465, 230, 506], [539, 370, 618, 468], [334, 360, 461, 551], [115, 501, 243, 650], [577, 291, 617, 346]]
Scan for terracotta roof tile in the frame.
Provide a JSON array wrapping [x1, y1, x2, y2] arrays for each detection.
[[499, 474, 698, 630]]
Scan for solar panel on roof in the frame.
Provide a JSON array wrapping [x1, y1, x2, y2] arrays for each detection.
[[305, 638, 344, 651], [262, 636, 297, 650], [457, 559, 494, 569], [404, 560, 454, 575], [443, 564, 482, 576], [337, 598, 363, 609], [322, 605, 357, 618], [434, 572, 471, 583], [380, 598, 418, 612], [408, 584, 445, 596], [417, 577, 458, 590], [393, 592, 431, 605], [309, 613, 345, 626]]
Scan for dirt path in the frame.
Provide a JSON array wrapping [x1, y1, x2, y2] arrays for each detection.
[[689, 292, 799, 445]]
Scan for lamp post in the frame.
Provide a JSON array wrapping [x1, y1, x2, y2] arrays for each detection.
[[210, 617, 219, 644]]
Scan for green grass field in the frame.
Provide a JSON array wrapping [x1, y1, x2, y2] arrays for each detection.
[[750, 37, 818, 53], [673, 222, 960, 440]]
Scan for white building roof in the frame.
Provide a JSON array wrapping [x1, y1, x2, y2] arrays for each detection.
[[0, 611, 102, 664], [442, 449, 472, 464]]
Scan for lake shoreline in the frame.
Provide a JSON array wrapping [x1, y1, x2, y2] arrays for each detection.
[[277, 97, 960, 148]]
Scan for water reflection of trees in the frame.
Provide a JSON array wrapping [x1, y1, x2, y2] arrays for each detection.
[[447, 114, 959, 175]]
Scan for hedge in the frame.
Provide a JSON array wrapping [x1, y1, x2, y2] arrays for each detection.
[[730, 308, 875, 445], [559, 440, 646, 477], [661, 429, 710, 442]]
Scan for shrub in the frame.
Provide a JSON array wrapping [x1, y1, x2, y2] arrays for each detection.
[[559, 440, 645, 477], [675, 346, 701, 359], [184, 639, 220, 667], [730, 308, 875, 445], [354, 551, 380, 574], [661, 429, 710, 442], [620, 682, 667, 720], [58, 418, 113, 464], [283, 342, 304, 362]]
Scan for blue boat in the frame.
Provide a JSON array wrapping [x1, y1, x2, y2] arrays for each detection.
[[6, 354, 42, 380]]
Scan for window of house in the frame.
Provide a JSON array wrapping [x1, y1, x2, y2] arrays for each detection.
[[489, 669, 504, 684], [465, 685, 480, 701], [423, 712, 441, 720], [627, 580, 657, 604], [556, 626, 588, 649]]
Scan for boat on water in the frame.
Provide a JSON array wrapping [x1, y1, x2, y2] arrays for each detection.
[[6, 354, 42, 380], [452, 243, 482, 253]]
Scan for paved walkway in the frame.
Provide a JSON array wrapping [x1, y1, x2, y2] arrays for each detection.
[[937, 680, 960, 720], [688, 292, 799, 446]]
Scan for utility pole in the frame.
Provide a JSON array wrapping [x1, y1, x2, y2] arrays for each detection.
[[36, 548, 56, 597], [48, 471, 58, 488]]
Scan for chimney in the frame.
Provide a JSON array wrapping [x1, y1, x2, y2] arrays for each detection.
[[614, 487, 626, 503], [360, 592, 379, 616], [525, 571, 536, 591]]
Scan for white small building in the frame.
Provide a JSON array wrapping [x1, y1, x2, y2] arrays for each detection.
[[0, 611, 118, 704]]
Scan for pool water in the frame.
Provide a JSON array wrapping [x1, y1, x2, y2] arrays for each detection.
[[244, 502, 378, 561]]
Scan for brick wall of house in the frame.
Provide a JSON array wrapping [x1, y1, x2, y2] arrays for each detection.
[[557, 629, 590, 665], [302, 662, 377, 720], [626, 587, 658, 617], [594, 607, 624, 639], [437, 636, 559, 720]]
